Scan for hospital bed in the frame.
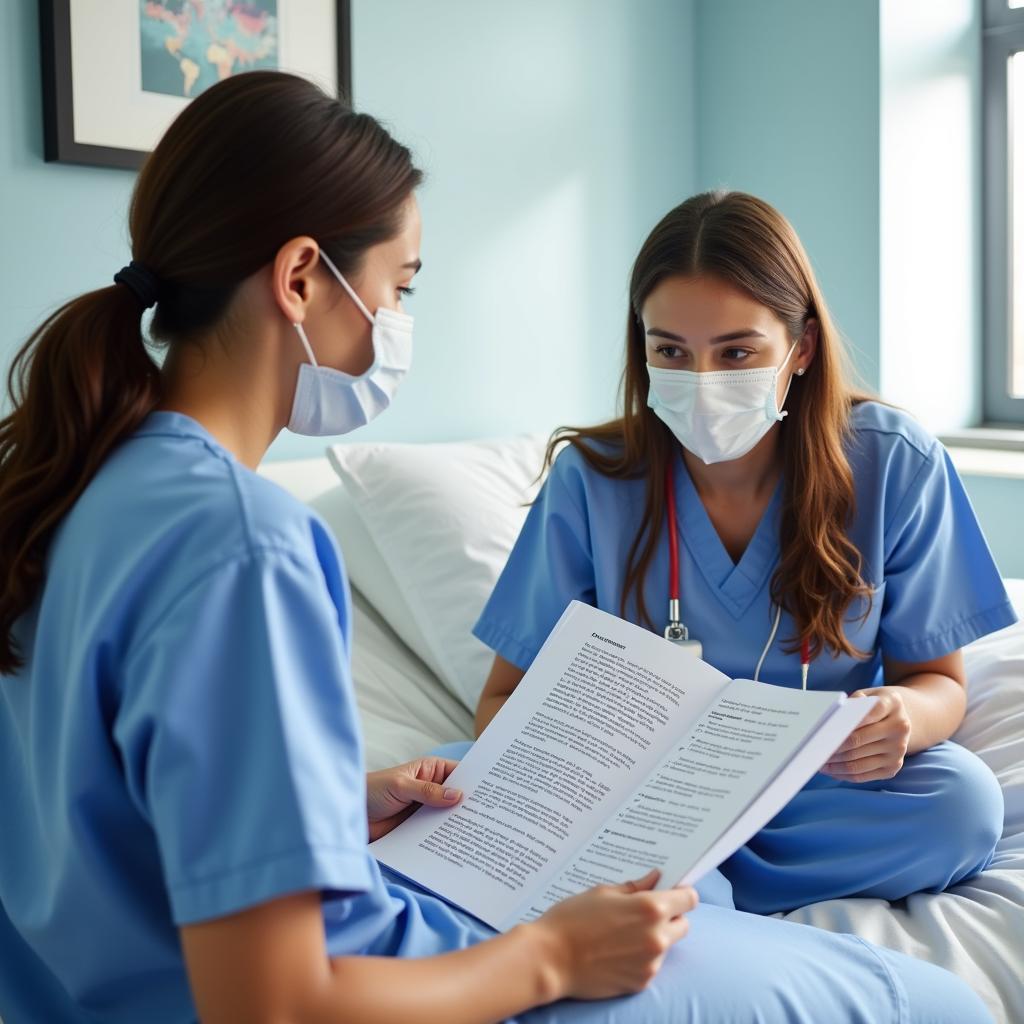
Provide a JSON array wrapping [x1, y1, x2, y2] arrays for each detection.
[[260, 438, 1024, 1024]]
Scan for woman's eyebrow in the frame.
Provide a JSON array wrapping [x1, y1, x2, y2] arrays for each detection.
[[646, 327, 768, 344], [403, 259, 423, 273]]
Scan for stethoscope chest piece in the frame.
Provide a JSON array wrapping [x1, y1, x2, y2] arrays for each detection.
[[664, 619, 703, 658]]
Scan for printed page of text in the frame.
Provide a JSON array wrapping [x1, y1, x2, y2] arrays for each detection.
[[514, 678, 852, 923], [370, 600, 731, 930]]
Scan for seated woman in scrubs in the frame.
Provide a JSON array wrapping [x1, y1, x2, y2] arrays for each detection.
[[0, 73, 997, 1024], [471, 190, 1015, 917]]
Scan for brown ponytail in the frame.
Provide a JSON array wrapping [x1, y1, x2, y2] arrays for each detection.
[[0, 71, 422, 674]]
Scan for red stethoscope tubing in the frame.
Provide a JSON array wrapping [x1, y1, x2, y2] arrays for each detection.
[[665, 459, 811, 681]]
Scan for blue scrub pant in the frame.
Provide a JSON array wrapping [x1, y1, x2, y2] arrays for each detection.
[[425, 739, 997, 1023], [718, 739, 1004, 914], [515, 902, 993, 1024]]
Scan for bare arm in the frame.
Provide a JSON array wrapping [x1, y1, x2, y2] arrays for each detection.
[[823, 650, 967, 782], [181, 892, 558, 1024], [181, 873, 697, 1024], [474, 654, 526, 737]]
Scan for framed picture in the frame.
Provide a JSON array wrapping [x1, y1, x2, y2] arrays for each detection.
[[39, 0, 352, 171]]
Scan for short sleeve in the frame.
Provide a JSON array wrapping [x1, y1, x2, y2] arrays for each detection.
[[879, 442, 1017, 662], [115, 545, 374, 926], [473, 453, 595, 670]]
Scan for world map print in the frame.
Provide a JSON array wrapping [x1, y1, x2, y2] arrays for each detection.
[[140, 1, 278, 99]]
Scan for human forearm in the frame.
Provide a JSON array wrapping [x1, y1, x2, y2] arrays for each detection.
[[475, 656, 526, 738], [187, 907, 563, 1024], [185, 873, 696, 1024], [826, 651, 967, 782], [307, 923, 562, 1024], [887, 673, 966, 754], [474, 693, 507, 737]]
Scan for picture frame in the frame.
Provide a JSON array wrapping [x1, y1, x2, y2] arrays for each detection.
[[39, 0, 352, 171]]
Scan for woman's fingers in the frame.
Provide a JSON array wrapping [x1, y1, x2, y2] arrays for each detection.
[[825, 738, 897, 766], [827, 764, 903, 783], [387, 769, 462, 807], [420, 757, 461, 783], [618, 869, 660, 894], [662, 912, 692, 944], [823, 752, 902, 780], [653, 885, 699, 919], [830, 707, 910, 756]]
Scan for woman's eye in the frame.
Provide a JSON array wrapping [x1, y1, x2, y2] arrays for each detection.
[[398, 286, 416, 298], [723, 348, 751, 361], [656, 345, 685, 360]]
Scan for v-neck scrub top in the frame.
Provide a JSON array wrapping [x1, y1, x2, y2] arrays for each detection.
[[473, 401, 1017, 691], [472, 401, 1012, 918]]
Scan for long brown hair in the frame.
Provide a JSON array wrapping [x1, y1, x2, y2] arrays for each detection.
[[547, 190, 873, 660], [0, 71, 422, 675]]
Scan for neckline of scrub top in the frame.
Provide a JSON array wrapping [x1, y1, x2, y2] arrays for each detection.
[[134, 410, 234, 456], [674, 448, 783, 619]]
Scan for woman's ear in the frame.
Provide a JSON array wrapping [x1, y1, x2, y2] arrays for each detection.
[[271, 236, 321, 325], [796, 317, 819, 373]]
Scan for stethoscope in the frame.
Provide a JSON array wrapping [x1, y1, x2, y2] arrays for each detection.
[[663, 460, 811, 689]]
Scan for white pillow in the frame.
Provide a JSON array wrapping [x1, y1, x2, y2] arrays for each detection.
[[326, 435, 548, 711], [257, 457, 440, 668], [305, 483, 439, 672]]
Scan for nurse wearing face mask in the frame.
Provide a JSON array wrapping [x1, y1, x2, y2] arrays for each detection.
[[0, 75, 998, 1024], [472, 190, 1015, 917]]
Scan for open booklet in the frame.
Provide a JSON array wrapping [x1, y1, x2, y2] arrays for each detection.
[[370, 600, 876, 932]]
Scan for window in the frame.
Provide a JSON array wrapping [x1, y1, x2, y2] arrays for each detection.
[[984, 0, 1024, 422]]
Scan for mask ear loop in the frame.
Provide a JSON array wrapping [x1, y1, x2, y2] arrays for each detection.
[[772, 338, 803, 421], [319, 249, 375, 325], [292, 322, 319, 366], [290, 245, 375, 369]]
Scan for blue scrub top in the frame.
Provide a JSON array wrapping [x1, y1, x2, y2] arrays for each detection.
[[474, 401, 1017, 691], [0, 412, 493, 1024]]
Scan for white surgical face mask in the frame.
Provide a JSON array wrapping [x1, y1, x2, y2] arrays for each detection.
[[288, 249, 413, 436], [646, 340, 799, 464]]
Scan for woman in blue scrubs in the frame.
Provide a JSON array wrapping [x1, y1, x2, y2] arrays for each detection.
[[0, 73, 996, 1023], [472, 190, 1015, 917]]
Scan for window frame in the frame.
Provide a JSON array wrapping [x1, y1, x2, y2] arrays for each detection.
[[983, 0, 1024, 423]]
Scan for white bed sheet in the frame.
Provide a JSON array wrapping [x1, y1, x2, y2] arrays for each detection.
[[778, 580, 1024, 1023], [349, 580, 1024, 1022]]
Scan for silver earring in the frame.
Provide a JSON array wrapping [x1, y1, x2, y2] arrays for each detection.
[[796, 367, 806, 376]]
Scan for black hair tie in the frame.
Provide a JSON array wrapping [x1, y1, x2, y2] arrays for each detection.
[[113, 260, 161, 309]]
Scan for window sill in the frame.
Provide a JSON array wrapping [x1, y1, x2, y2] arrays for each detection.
[[939, 426, 1024, 452], [944, 444, 1024, 481], [939, 427, 1024, 481]]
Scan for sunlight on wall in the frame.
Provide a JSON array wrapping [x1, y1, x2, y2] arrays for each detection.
[[880, 0, 981, 430]]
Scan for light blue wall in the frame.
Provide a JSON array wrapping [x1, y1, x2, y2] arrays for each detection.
[[290, 0, 698, 459], [0, 0, 697, 461], [957, 472, 1024, 578], [691, 0, 1019, 579], [1, 1, 137, 373], [694, 0, 881, 390], [1, 0, 1018, 575], [880, 0, 982, 434]]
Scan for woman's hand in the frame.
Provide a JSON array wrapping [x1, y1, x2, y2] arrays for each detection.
[[822, 688, 911, 783], [532, 869, 698, 1000], [366, 757, 463, 841]]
